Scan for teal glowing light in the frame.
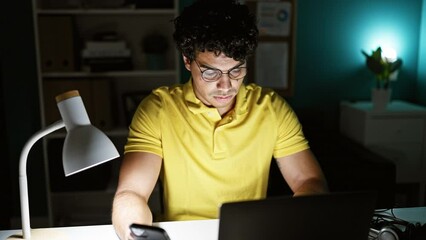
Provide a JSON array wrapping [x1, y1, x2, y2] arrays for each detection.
[[360, 27, 404, 61], [356, 1, 416, 64]]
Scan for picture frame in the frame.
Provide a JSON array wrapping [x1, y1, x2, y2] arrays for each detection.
[[255, 41, 289, 89], [245, 0, 296, 96]]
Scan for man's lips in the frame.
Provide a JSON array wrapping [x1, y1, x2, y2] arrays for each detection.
[[215, 95, 232, 99], [213, 95, 233, 102], [215, 95, 231, 99]]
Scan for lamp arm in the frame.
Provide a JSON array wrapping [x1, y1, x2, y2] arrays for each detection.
[[19, 120, 65, 239]]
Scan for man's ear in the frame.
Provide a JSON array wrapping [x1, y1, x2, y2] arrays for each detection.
[[182, 54, 191, 71]]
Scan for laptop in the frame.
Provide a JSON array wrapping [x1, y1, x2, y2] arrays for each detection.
[[218, 191, 377, 240]]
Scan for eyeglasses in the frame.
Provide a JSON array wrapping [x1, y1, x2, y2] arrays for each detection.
[[194, 60, 247, 82]]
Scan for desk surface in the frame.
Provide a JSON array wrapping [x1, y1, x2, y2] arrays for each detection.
[[382, 207, 426, 224], [1, 207, 425, 240], [0, 219, 219, 240], [341, 100, 426, 113]]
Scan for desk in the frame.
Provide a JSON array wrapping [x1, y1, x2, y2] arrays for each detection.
[[382, 207, 426, 224], [0, 219, 219, 240], [1, 208, 425, 240], [340, 100, 426, 205]]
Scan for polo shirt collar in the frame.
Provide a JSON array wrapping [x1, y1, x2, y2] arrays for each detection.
[[184, 78, 249, 117]]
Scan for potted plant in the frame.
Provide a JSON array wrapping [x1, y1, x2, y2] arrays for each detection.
[[142, 32, 169, 70], [361, 47, 403, 110]]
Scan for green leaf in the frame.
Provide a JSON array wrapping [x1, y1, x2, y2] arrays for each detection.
[[389, 59, 403, 72]]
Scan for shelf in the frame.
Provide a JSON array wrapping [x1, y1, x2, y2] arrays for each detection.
[[36, 8, 176, 15], [33, 0, 179, 226], [42, 70, 177, 79], [105, 127, 129, 137], [46, 127, 129, 139], [50, 184, 162, 226]]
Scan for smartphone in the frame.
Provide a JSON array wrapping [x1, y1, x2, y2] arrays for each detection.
[[129, 223, 171, 240]]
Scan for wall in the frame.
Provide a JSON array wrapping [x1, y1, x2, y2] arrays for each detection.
[[1, 0, 47, 227], [418, 0, 426, 104], [0, 61, 12, 229], [288, 0, 423, 110]]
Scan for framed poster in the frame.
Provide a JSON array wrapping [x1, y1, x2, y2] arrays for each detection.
[[257, 1, 292, 37], [245, 0, 296, 96], [255, 42, 289, 89]]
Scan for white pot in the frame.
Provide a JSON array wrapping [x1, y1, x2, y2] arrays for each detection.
[[371, 88, 392, 111]]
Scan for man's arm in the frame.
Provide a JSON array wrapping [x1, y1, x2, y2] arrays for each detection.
[[112, 152, 162, 240], [275, 149, 328, 196]]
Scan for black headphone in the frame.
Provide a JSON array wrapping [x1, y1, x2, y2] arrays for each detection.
[[370, 212, 419, 240]]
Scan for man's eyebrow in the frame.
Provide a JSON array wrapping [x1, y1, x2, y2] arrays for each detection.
[[232, 61, 246, 68], [199, 61, 246, 70]]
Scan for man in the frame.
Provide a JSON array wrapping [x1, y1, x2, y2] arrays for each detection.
[[112, 0, 328, 239]]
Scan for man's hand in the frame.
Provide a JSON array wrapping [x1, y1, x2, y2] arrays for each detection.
[[112, 152, 162, 239]]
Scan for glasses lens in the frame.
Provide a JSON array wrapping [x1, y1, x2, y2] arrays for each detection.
[[202, 69, 221, 81], [229, 68, 246, 79]]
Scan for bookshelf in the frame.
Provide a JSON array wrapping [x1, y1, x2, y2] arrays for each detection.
[[31, 0, 179, 226]]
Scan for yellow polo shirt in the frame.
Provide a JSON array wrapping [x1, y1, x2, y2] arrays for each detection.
[[125, 80, 309, 221]]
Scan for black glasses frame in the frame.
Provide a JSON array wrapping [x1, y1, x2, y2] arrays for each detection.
[[194, 60, 247, 82]]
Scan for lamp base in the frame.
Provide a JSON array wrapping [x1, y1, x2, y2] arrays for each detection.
[[7, 229, 69, 240]]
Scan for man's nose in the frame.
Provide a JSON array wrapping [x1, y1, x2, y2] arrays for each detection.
[[216, 74, 232, 90]]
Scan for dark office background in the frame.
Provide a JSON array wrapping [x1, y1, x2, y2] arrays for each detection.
[[1, 0, 46, 230], [1, 0, 425, 230]]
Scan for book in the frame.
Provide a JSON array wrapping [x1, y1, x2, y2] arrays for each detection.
[[85, 41, 127, 51]]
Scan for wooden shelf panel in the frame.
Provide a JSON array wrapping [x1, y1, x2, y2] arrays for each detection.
[[45, 127, 128, 139], [36, 8, 176, 15], [42, 70, 177, 78]]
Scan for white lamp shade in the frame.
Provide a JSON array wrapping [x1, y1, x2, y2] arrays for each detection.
[[63, 125, 120, 176], [56, 90, 120, 176]]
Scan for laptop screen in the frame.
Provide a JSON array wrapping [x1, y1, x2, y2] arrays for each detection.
[[218, 191, 377, 240]]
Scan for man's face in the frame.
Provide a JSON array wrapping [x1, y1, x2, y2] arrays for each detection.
[[183, 51, 246, 116]]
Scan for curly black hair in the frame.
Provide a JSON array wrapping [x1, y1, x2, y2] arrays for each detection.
[[173, 0, 258, 62]]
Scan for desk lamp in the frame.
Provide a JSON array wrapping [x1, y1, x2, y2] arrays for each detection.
[[15, 90, 119, 239]]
